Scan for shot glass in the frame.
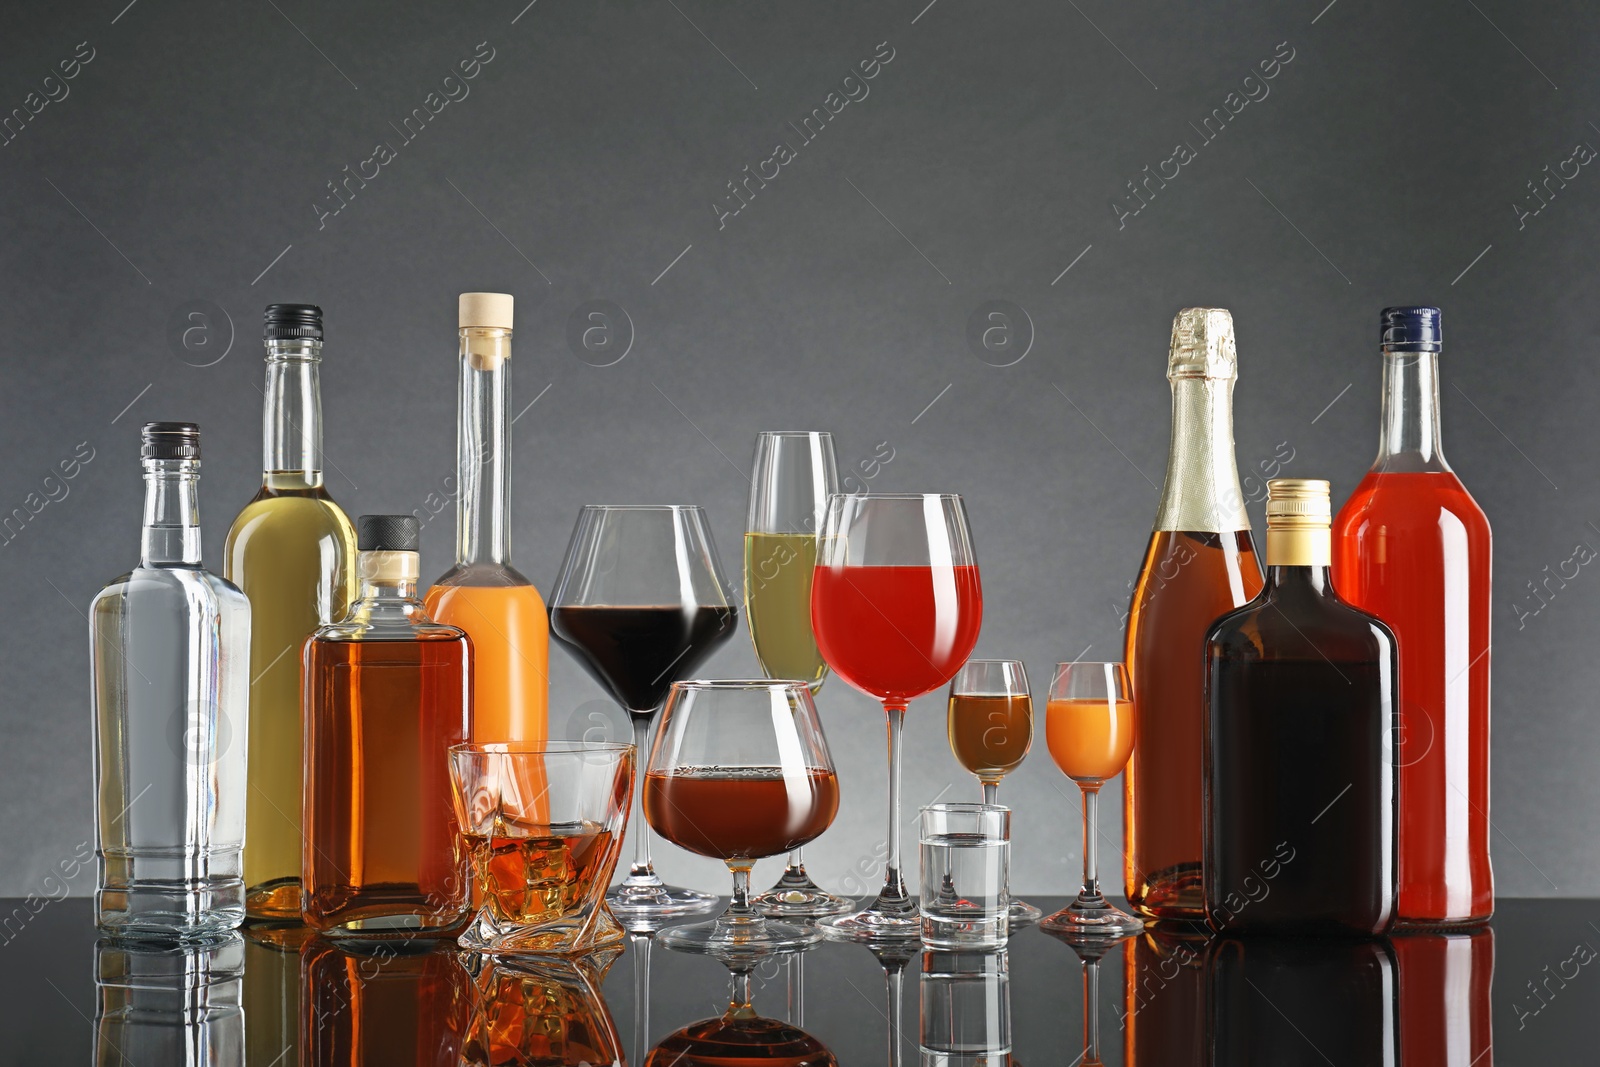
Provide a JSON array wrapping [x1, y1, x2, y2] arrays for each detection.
[[919, 949, 1011, 1067], [919, 804, 1010, 949], [448, 741, 635, 955]]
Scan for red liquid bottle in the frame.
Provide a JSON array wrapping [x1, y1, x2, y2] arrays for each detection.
[[1333, 306, 1493, 928]]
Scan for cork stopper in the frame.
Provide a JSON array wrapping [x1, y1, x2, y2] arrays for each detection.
[[1168, 308, 1238, 381], [1265, 479, 1331, 567], [459, 292, 513, 330]]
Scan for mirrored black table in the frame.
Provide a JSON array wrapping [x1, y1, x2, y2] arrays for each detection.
[[0, 898, 1587, 1063]]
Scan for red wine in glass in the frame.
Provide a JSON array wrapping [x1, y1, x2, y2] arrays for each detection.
[[551, 604, 738, 717]]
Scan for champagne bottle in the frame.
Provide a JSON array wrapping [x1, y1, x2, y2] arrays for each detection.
[[1204, 479, 1397, 936], [224, 304, 357, 921], [424, 292, 551, 744], [1123, 308, 1263, 921]]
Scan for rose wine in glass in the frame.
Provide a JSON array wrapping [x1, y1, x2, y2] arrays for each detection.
[[946, 658, 1040, 927], [744, 431, 853, 919], [548, 505, 738, 925], [811, 493, 983, 943], [1042, 661, 1142, 939]]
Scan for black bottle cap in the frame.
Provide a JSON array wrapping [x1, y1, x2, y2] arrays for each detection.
[[264, 304, 324, 341], [1380, 306, 1442, 352], [357, 514, 420, 552], [141, 422, 201, 461]]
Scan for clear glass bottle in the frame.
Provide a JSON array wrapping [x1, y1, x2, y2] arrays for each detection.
[[1204, 479, 1397, 937], [303, 515, 472, 938], [1333, 306, 1493, 928], [225, 303, 358, 922], [91, 422, 251, 938], [1124, 308, 1263, 921], [424, 292, 550, 744], [95, 934, 245, 1065]]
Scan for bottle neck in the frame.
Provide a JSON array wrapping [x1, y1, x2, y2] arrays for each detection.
[[264, 341, 325, 487], [1375, 350, 1449, 472], [1154, 377, 1250, 532], [141, 459, 203, 567], [456, 327, 513, 567], [357, 550, 422, 602], [1265, 525, 1330, 570], [1264, 562, 1333, 594]]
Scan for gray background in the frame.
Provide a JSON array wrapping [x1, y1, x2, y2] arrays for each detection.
[[1, 0, 1594, 902]]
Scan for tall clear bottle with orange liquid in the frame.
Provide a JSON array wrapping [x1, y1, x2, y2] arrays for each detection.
[[424, 293, 550, 743]]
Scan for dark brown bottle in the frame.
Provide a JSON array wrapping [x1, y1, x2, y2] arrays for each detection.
[[1203, 479, 1397, 937]]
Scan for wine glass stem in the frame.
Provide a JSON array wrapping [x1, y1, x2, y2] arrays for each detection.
[[629, 715, 655, 878], [982, 780, 999, 807], [1083, 957, 1101, 1062], [880, 702, 910, 908], [785, 847, 805, 875], [1080, 783, 1100, 899], [729, 864, 754, 917]]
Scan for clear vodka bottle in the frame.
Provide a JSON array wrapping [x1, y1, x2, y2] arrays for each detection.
[[91, 422, 251, 938]]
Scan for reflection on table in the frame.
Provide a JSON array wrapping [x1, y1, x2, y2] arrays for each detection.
[[77, 902, 1505, 1067]]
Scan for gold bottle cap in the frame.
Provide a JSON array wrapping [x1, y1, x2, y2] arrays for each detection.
[[1265, 478, 1332, 528], [1168, 307, 1238, 381], [459, 292, 514, 330], [1265, 479, 1331, 566]]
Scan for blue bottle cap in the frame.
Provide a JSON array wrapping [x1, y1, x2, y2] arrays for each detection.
[[1380, 306, 1442, 352]]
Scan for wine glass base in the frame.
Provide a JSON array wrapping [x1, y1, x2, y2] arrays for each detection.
[[816, 907, 922, 944], [606, 881, 720, 925], [1040, 899, 1144, 939], [659, 915, 821, 956], [1008, 898, 1042, 928], [752, 884, 855, 919]]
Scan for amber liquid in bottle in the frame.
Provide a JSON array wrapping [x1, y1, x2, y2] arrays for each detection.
[[1124, 309, 1262, 921], [303, 519, 472, 937]]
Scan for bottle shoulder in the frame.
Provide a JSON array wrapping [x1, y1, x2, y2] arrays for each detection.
[[1207, 582, 1395, 662], [429, 561, 536, 590], [92, 566, 249, 618], [1334, 470, 1491, 536]]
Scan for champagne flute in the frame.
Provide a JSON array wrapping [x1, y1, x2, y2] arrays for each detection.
[[1041, 661, 1143, 937], [945, 658, 1041, 927], [548, 505, 738, 924], [744, 430, 853, 919], [811, 493, 983, 942], [644, 679, 840, 954]]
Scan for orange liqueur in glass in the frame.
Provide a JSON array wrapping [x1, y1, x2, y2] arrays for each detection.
[[303, 515, 472, 937]]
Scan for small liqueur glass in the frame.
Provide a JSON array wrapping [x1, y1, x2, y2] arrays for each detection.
[[1041, 661, 1144, 939], [448, 741, 633, 956], [946, 658, 1041, 928], [645, 680, 840, 955], [919, 803, 1010, 950]]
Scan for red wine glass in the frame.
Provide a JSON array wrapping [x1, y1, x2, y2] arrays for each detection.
[[810, 493, 983, 942], [548, 505, 738, 925]]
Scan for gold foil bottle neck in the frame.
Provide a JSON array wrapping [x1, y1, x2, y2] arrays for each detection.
[[1265, 478, 1331, 566], [1153, 307, 1250, 532], [1168, 308, 1238, 381]]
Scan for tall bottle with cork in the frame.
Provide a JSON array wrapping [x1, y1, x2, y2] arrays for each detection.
[[1123, 308, 1264, 921], [1333, 306, 1493, 927], [425, 292, 550, 744]]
